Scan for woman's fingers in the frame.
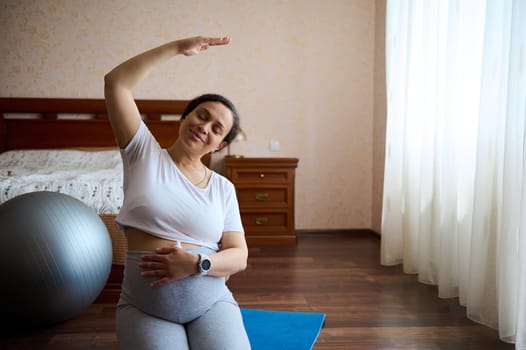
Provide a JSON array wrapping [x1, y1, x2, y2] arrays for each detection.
[[141, 254, 165, 262], [207, 36, 231, 46], [140, 269, 165, 277], [139, 261, 163, 269], [179, 36, 230, 56], [140, 268, 174, 287]]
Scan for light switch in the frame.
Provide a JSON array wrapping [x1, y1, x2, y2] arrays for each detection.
[[269, 139, 280, 152]]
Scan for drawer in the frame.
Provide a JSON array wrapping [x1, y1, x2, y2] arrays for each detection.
[[241, 212, 289, 233], [237, 188, 288, 207], [230, 169, 290, 184], [225, 158, 298, 244]]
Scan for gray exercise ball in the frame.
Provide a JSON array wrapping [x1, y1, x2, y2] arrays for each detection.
[[0, 191, 112, 329]]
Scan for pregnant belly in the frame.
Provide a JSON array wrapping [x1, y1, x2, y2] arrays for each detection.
[[119, 250, 233, 324]]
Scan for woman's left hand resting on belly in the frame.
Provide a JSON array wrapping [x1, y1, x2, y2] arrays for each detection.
[[139, 246, 199, 286], [139, 231, 248, 287]]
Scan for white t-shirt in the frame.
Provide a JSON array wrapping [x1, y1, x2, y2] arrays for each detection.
[[116, 121, 244, 251]]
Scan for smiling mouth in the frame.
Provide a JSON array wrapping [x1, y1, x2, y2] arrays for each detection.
[[191, 131, 205, 143]]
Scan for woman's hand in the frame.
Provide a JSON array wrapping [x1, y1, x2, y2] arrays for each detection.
[[139, 247, 199, 287], [176, 36, 231, 56]]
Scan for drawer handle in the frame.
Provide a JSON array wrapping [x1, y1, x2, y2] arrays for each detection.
[[255, 217, 269, 225], [259, 173, 265, 179], [255, 192, 269, 200]]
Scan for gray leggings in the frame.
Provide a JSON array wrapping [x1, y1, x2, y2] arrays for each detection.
[[116, 249, 251, 350]]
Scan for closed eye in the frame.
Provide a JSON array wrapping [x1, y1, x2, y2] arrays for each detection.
[[197, 111, 207, 120]]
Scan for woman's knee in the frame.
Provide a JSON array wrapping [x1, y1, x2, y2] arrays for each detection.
[[116, 303, 190, 350], [186, 301, 251, 350]]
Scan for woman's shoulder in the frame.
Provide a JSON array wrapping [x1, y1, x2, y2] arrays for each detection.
[[209, 170, 236, 191], [120, 121, 162, 159]]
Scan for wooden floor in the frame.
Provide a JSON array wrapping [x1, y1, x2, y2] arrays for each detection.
[[1, 231, 515, 349]]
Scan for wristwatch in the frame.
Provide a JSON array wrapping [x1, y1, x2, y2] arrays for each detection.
[[198, 254, 212, 276]]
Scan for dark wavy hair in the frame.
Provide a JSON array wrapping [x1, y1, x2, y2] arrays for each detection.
[[181, 93, 240, 145]]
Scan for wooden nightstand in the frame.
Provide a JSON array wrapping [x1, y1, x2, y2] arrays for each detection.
[[225, 157, 299, 245]]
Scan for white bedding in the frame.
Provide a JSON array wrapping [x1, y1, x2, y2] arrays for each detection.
[[0, 150, 123, 215]]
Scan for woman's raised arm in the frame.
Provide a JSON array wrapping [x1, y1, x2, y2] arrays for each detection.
[[104, 36, 231, 148]]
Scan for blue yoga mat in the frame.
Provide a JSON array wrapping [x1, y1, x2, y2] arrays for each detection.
[[241, 308, 326, 350]]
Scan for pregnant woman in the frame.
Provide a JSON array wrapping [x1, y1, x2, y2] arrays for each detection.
[[104, 35, 251, 350]]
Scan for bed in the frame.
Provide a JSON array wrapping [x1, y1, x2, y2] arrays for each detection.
[[0, 97, 211, 275]]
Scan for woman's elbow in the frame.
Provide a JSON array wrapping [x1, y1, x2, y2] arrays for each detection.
[[239, 249, 249, 271], [104, 71, 116, 91], [239, 258, 248, 272]]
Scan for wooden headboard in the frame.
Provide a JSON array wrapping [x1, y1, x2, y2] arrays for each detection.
[[0, 97, 211, 165]]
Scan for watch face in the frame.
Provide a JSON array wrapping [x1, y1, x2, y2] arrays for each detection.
[[201, 258, 211, 271]]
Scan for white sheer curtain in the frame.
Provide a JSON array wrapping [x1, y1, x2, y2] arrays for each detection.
[[381, 0, 526, 346]]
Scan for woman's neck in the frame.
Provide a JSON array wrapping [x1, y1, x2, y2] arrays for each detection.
[[167, 143, 210, 187], [167, 142, 202, 169]]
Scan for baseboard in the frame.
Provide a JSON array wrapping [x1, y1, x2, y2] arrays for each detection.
[[295, 228, 380, 239]]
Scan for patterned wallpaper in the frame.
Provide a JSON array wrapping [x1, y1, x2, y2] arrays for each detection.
[[0, 0, 384, 231]]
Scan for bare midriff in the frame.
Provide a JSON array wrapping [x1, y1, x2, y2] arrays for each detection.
[[126, 227, 201, 251]]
